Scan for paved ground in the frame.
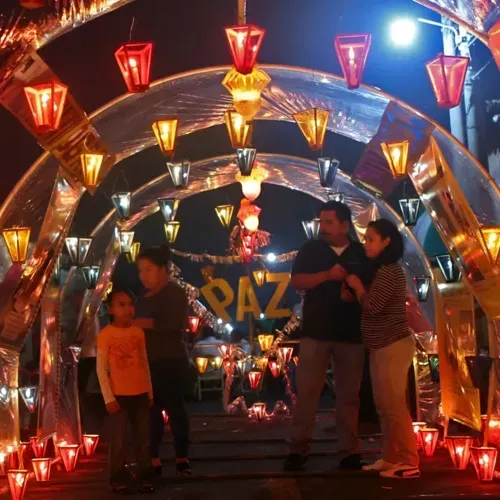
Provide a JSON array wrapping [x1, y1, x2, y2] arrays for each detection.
[[3, 410, 500, 499]]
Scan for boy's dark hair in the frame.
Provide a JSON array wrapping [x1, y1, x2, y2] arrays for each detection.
[[368, 219, 404, 265], [106, 288, 136, 307], [320, 201, 352, 224], [137, 244, 170, 269]]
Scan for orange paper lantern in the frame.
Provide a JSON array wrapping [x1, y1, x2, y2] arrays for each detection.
[[225, 110, 253, 149], [82, 434, 99, 456], [114, 42, 153, 93], [470, 446, 498, 482], [7, 470, 28, 500], [446, 436, 473, 470], [2, 227, 31, 265], [381, 140, 410, 178], [24, 82, 68, 133], [152, 118, 179, 158], [334, 33, 372, 90], [225, 24, 265, 75], [292, 108, 330, 151], [257, 334, 274, 352], [195, 357, 209, 374], [32, 458, 51, 482], [248, 371, 262, 390], [58, 444, 79, 472]]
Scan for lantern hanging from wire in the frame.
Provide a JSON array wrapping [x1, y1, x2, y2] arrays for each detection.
[[19, 386, 38, 413], [225, 24, 266, 75], [118, 231, 135, 254], [446, 436, 474, 470], [82, 266, 100, 289], [126, 242, 141, 263], [248, 371, 262, 390], [253, 269, 266, 287], [414, 276, 431, 302], [80, 153, 104, 189], [2, 227, 31, 264], [381, 140, 410, 178], [195, 357, 209, 374], [215, 205, 234, 228], [425, 54, 469, 109], [188, 316, 201, 334], [399, 197, 420, 226], [480, 226, 500, 265], [279, 347, 294, 364], [111, 192, 131, 220], [236, 147, 257, 176], [167, 161, 190, 189], [7, 470, 28, 500], [334, 33, 372, 90], [292, 108, 330, 151], [317, 157, 339, 188], [222, 67, 271, 119], [32, 458, 51, 482], [114, 42, 153, 93], [164, 222, 180, 244], [258, 334, 274, 352], [302, 219, 320, 240], [24, 81, 68, 132], [152, 118, 179, 158], [268, 360, 281, 378], [225, 110, 253, 149], [158, 198, 180, 223], [436, 254, 461, 283], [65, 237, 92, 266]]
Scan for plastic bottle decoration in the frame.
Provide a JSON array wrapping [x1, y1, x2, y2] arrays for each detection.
[[195, 358, 209, 374], [252, 269, 266, 287], [258, 334, 274, 352], [58, 444, 80, 472], [292, 108, 330, 151], [419, 428, 439, 457], [24, 82, 68, 132], [225, 110, 253, 149], [80, 154, 104, 189], [187, 316, 201, 335], [1, 227, 31, 265], [248, 371, 262, 390], [65, 237, 92, 267], [215, 205, 234, 229], [236, 148, 257, 176], [445, 436, 473, 470], [225, 24, 265, 75], [334, 33, 372, 89], [399, 197, 420, 226], [32, 458, 51, 481], [425, 54, 469, 109], [164, 222, 180, 244], [82, 434, 100, 456], [381, 140, 410, 178], [114, 42, 153, 93], [158, 198, 180, 223], [302, 219, 320, 240], [470, 447, 498, 482], [7, 470, 28, 500]]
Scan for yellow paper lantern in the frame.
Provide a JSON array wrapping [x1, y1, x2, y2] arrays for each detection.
[[253, 269, 266, 287], [152, 118, 179, 158], [222, 67, 271, 119], [381, 140, 410, 178], [215, 205, 234, 229], [126, 242, 141, 263], [80, 154, 104, 189], [481, 226, 500, 265], [2, 227, 31, 264], [196, 357, 209, 374], [164, 222, 180, 244], [292, 108, 330, 151], [257, 334, 274, 352], [225, 109, 253, 148]]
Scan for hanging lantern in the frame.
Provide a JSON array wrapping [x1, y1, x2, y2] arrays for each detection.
[[236, 148, 257, 176], [224, 24, 266, 75], [80, 153, 104, 189], [83, 434, 100, 456], [481, 226, 500, 265], [32, 458, 51, 482], [218, 344, 230, 359], [253, 269, 266, 287], [279, 347, 294, 364], [248, 371, 262, 390], [446, 436, 473, 470], [251, 402, 267, 421], [225, 110, 253, 149], [327, 192, 344, 203], [19, 386, 38, 414], [158, 198, 180, 223], [334, 33, 372, 90], [213, 356, 223, 369], [414, 276, 431, 302], [317, 157, 339, 188], [58, 444, 79, 472], [237, 359, 248, 376], [201, 264, 215, 283], [222, 67, 271, 119], [419, 428, 439, 457], [20, 0, 45, 8], [195, 357, 209, 374], [302, 219, 320, 240], [65, 237, 92, 266], [268, 360, 281, 378], [2, 227, 31, 264], [114, 42, 153, 93], [126, 242, 141, 263], [258, 334, 274, 352], [215, 205, 234, 229], [30, 437, 47, 459], [152, 118, 179, 158], [164, 222, 180, 244], [436, 254, 461, 283], [425, 54, 469, 109], [187, 316, 201, 334], [292, 108, 330, 151], [470, 447, 498, 482], [293, 356, 299, 366], [0, 386, 11, 406], [167, 161, 190, 189], [381, 140, 410, 178], [82, 266, 100, 289], [111, 192, 131, 219], [24, 81, 68, 132], [118, 231, 135, 254], [399, 198, 420, 226], [256, 356, 268, 372], [7, 470, 28, 500]]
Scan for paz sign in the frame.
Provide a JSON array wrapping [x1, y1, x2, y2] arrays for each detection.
[[200, 272, 292, 323]]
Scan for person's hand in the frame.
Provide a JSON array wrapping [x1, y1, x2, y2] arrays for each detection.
[[106, 400, 121, 415], [340, 283, 356, 302], [329, 264, 348, 281], [346, 274, 364, 294]]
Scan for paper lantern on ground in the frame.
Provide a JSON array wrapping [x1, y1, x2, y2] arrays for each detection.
[[58, 444, 79, 472], [7, 470, 28, 500], [412, 422, 427, 447], [446, 436, 473, 470], [425, 54, 469, 109], [236, 147, 257, 177], [195, 357, 209, 374], [481, 226, 500, 265], [111, 192, 131, 220], [24, 82, 68, 132], [17, 444, 29, 470], [164, 222, 180, 244], [167, 161, 190, 189], [215, 205, 234, 228], [30, 437, 47, 459], [225, 110, 253, 148], [158, 198, 180, 223], [225, 24, 265, 74], [2, 227, 31, 265], [470, 447, 498, 482], [279, 347, 293, 364], [317, 157, 339, 188], [118, 231, 135, 254], [65, 237, 92, 266], [32, 458, 51, 482], [83, 434, 99, 456], [114, 42, 153, 93], [414, 277, 431, 302], [222, 68, 271, 119], [213, 357, 223, 369], [302, 219, 320, 240], [80, 154, 104, 189], [188, 316, 201, 334], [292, 108, 330, 151], [334, 33, 372, 89], [436, 254, 461, 283], [381, 140, 410, 178], [20, 0, 44, 8], [420, 428, 439, 457], [253, 269, 266, 287], [248, 371, 262, 390], [251, 402, 267, 421], [82, 266, 100, 289], [126, 242, 141, 263], [268, 360, 281, 378], [152, 118, 178, 158], [258, 334, 274, 352], [19, 386, 38, 413], [399, 197, 420, 226]]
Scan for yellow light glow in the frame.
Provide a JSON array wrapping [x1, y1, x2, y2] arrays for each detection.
[[215, 205, 234, 228], [152, 118, 179, 157], [2, 227, 31, 264], [380, 140, 410, 178], [80, 153, 104, 188], [481, 226, 500, 265], [253, 269, 266, 287], [196, 357, 209, 374], [257, 334, 274, 352], [164, 222, 180, 244], [126, 242, 141, 263], [225, 109, 253, 148], [292, 108, 330, 151]]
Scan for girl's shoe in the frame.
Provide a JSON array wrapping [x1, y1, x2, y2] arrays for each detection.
[[362, 459, 399, 472], [175, 460, 192, 476], [380, 464, 420, 479]]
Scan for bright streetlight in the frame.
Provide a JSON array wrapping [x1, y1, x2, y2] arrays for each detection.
[[390, 18, 418, 46]]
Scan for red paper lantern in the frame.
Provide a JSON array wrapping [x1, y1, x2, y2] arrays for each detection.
[[412, 422, 426, 448], [251, 402, 267, 421], [425, 54, 469, 109], [7, 470, 28, 500], [470, 446, 498, 482], [334, 33, 371, 90], [268, 360, 281, 378], [187, 316, 200, 334], [17, 443, 29, 469], [162, 410, 169, 426], [419, 428, 439, 457], [279, 347, 293, 364], [20, 0, 44, 8], [24, 82, 68, 133], [82, 434, 99, 456], [248, 371, 262, 390], [114, 42, 153, 93], [225, 24, 265, 75], [32, 458, 51, 482], [58, 444, 79, 472], [446, 436, 473, 470]]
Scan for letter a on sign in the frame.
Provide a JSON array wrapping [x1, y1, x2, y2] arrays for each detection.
[[236, 276, 263, 321], [200, 278, 235, 322]]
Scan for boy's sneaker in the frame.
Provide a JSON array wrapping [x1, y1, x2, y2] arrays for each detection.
[[362, 459, 399, 472], [283, 453, 308, 472], [176, 460, 192, 476], [380, 464, 421, 479]]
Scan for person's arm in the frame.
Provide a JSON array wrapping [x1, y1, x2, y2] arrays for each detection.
[[138, 330, 153, 404], [96, 333, 120, 413], [356, 266, 396, 315], [151, 287, 188, 332]]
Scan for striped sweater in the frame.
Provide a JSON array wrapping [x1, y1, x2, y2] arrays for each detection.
[[361, 263, 409, 349]]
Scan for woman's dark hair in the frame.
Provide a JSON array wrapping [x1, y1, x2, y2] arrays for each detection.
[[368, 219, 404, 265], [137, 244, 170, 269], [106, 288, 136, 306]]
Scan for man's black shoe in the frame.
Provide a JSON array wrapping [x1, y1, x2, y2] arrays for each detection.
[[339, 453, 367, 470], [284, 453, 308, 472]]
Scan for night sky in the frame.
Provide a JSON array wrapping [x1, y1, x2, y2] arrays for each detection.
[[1, 0, 498, 327]]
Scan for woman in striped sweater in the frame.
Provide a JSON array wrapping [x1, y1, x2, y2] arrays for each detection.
[[346, 219, 419, 479]]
